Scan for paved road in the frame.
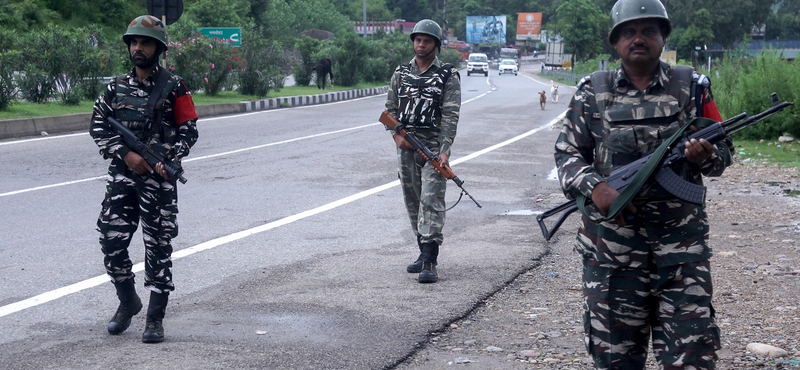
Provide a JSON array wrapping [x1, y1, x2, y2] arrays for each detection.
[[0, 67, 574, 369]]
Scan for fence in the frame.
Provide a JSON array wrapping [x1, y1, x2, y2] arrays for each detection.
[[541, 69, 579, 85]]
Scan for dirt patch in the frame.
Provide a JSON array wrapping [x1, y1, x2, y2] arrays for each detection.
[[397, 164, 800, 370]]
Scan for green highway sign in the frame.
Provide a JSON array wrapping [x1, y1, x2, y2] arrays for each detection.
[[197, 27, 242, 47]]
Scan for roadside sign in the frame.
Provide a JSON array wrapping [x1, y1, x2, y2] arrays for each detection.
[[147, 0, 183, 25], [197, 27, 242, 47]]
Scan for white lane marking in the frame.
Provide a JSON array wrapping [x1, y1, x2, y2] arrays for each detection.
[[0, 110, 564, 319], [0, 94, 386, 146], [523, 74, 578, 90], [0, 122, 382, 198], [1, 85, 496, 198]]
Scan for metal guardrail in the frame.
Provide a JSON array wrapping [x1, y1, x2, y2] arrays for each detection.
[[541, 69, 580, 85]]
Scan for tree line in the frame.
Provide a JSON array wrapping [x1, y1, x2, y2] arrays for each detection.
[[0, 0, 796, 139]]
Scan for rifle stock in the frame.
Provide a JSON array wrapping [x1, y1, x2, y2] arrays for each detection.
[[107, 116, 187, 184], [537, 97, 794, 241], [379, 110, 482, 208]]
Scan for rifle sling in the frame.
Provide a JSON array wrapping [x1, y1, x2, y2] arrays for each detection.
[[577, 66, 695, 221], [605, 119, 693, 220], [145, 68, 173, 136]]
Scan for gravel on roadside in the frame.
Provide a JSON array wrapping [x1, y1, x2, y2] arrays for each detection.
[[396, 164, 800, 370]]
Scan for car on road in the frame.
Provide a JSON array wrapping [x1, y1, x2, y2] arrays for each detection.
[[467, 53, 489, 76], [498, 59, 518, 76]]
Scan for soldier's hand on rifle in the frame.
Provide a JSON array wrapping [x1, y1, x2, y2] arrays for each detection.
[[591, 182, 637, 226], [438, 153, 449, 168], [123, 151, 154, 176], [684, 137, 715, 163], [154, 155, 180, 180], [393, 133, 413, 150]]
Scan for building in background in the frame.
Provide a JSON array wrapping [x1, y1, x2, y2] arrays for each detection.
[[352, 20, 417, 36]]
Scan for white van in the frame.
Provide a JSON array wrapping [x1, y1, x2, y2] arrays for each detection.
[[467, 53, 489, 76]]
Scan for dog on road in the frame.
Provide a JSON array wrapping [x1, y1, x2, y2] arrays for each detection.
[[538, 90, 547, 110], [550, 81, 559, 103]]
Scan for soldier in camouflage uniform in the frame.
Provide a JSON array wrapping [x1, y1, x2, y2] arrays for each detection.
[[554, 0, 734, 368], [385, 19, 461, 284], [90, 15, 198, 343]]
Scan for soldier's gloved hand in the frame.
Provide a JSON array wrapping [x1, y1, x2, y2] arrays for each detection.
[[393, 133, 413, 150], [684, 137, 715, 163], [123, 151, 153, 176], [591, 182, 636, 226]]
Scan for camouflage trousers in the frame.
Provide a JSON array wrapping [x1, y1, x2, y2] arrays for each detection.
[[582, 256, 720, 370], [97, 171, 178, 293], [397, 147, 446, 246]]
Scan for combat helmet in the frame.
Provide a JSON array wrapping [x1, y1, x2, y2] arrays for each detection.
[[123, 15, 168, 50], [608, 0, 672, 44], [410, 19, 443, 49]]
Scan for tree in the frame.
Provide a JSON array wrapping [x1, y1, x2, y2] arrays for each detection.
[[671, 8, 714, 61], [554, 0, 607, 61]]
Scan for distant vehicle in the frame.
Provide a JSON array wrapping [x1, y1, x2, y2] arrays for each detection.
[[498, 59, 518, 76], [467, 53, 489, 76], [445, 41, 472, 61], [499, 47, 519, 65]]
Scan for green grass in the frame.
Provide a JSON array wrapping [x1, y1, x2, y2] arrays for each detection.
[[0, 82, 387, 120], [733, 139, 800, 168]]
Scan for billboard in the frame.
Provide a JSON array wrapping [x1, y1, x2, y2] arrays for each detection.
[[466, 16, 506, 44], [516, 12, 542, 41]]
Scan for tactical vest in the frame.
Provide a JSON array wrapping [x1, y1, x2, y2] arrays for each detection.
[[114, 69, 179, 143], [589, 66, 695, 178], [396, 63, 454, 129]]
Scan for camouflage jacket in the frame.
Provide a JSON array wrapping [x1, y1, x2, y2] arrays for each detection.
[[90, 66, 199, 175], [385, 57, 461, 155], [554, 62, 734, 268]]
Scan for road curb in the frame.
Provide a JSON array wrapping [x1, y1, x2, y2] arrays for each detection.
[[0, 86, 389, 140]]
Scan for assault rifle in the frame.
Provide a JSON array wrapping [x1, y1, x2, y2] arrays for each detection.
[[379, 110, 482, 208], [537, 94, 793, 241], [107, 116, 187, 184]]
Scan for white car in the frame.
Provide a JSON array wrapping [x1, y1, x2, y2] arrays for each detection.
[[498, 59, 518, 76], [467, 53, 489, 76]]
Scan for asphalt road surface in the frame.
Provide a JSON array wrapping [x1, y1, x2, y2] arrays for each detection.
[[0, 66, 574, 369]]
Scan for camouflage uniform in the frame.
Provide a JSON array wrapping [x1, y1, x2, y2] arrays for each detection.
[[385, 57, 461, 246], [90, 65, 199, 294], [554, 62, 733, 369]]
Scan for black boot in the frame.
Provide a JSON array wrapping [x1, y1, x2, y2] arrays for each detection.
[[406, 236, 424, 273], [418, 242, 439, 284], [107, 278, 142, 335], [142, 291, 169, 343]]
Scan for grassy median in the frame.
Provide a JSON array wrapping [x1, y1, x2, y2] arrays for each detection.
[[0, 82, 386, 120]]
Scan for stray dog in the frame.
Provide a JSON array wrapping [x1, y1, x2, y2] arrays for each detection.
[[550, 81, 559, 103], [538, 90, 547, 110]]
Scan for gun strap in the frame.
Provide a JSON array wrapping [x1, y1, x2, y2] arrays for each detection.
[[145, 67, 173, 134], [604, 119, 693, 220], [580, 65, 695, 221]]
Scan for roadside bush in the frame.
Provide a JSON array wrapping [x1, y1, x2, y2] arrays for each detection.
[[238, 38, 289, 98], [292, 36, 322, 87], [330, 34, 368, 87], [715, 51, 799, 140], [0, 50, 21, 110], [0, 29, 22, 110], [167, 34, 244, 96], [439, 48, 462, 68]]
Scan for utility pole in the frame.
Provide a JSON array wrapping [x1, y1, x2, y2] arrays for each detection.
[[443, 0, 448, 41], [363, 0, 367, 37]]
